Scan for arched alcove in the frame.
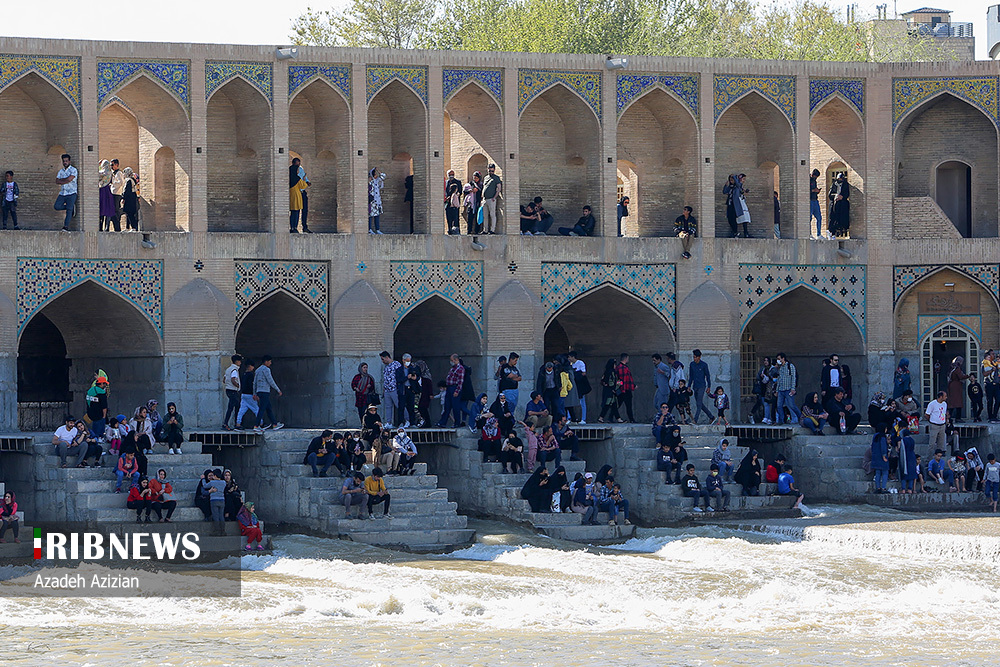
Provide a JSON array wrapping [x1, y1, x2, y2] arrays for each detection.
[[617, 88, 698, 237], [445, 83, 502, 200], [367, 81, 427, 233], [810, 96, 866, 238], [519, 84, 600, 232], [207, 78, 272, 232], [393, 295, 483, 388], [715, 92, 794, 238], [0, 72, 80, 230]]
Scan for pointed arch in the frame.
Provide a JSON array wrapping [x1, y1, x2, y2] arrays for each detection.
[[445, 79, 504, 188], [715, 90, 795, 238], [618, 86, 699, 237], [717, 89, 794, 132], [0, 68, 80, 116], [395, 293, 484, 341], [547, 283, 675, 337], [677, 281, 738, 349], [236, 289, 328, 345], [207, 71, 272, 107], [100, 70, 189, 117], [394, 294, 483, 385], [619, 83, 699, 127], [810, 91, 864, 126], [290, 74, 351, 108], [894, 90, 998, 137], [447, 77, 502, 111], [520, 80, 601, 125], [740, 283, 864, 341]]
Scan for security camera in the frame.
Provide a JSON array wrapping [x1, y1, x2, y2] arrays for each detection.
[[605, 56, 628, 70], [471, 236, 485, 251], [276, 47, 299, 60]]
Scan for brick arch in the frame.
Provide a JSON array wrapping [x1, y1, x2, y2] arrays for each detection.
[[445, 79, 504, 183], [618, 84, 698, 127], [236, 288, 328, 349], [522, 79, 601, 124], [332, 280, 393, 353], [894, 89, 998, 136], [395, 293, 484, 344], [164, 279, 234, 353], [894, 267, 999, 353], [0, 68, 81, 117], [394, 294, 483, 385], [447, 77, 502, 110], [717, 89, 794, 132], [810, 91, 864, 126], [548, 283, 675, 337], [100, 70, 188, 117], [290, 74, 350, 108], [741, 283, 864, 341]]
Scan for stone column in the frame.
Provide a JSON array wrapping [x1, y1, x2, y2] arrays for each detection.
[[190, 58, 208, 237], [600, 69, 616, 237], [80, 55, 99, 236], [427, 65, 445, 235], [794, 73, 811, 240], [273, 60, 290, 252], [699, 70, 716, 238], [351, 62, 368, 235]]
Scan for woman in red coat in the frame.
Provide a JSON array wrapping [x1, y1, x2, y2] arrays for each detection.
[[947, 356, 970, 422], [350, 363, 376, 425]]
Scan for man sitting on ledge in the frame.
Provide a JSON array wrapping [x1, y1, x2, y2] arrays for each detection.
[[558, 205, 596, 237], [524, 392, 552, 430]]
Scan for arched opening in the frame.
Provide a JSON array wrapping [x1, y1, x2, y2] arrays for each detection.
[[616, 160, 638, 235], [393, 295, 483, 406], [367, 80, 427, 234], [289, 80, 351, 233], [519, 85, 601, 233], [445, 83, 502, 199], [936, 160, 973, 238], [17, 282, 163, 430], [742, 288, 866, 410], [467, 153, 488, 184], [894, 267, 997, 409], [235, 291, 330, 427], [617, 88, 698, 237], [544, 286, 675, 421], [896, 94, 997, 238], [715, 92, 794, 238], [98, 76, 191, 231], [0, 72, 80, 230], [810, 97, 866, 238], [207, 78, 272, 232]]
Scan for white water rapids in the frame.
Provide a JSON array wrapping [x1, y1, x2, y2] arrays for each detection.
[[0, 506, 998, 666]]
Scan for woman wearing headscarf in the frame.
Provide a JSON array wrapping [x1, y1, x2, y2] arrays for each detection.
[[476, 401, 502, 462], [948, 356, 970, 422], [489, 392, 515, 435], [723, 174, 751, 238], [830, 172, 851, 237], [162, 402, 184, 455], [413, 360, 434, 427], [616, 196, 629, 236], [223, 469, 242, 521], [550, 466, 572, 512], [146, 399, 163, 441], [194, 469, 213, 520], [0, 491, 19, 542], [893, 358, 911, 400], [122, 167, 139, 230], [351, 363, 376, 424], [595, 464, 614, 486], [870, 424, 890, 494], [98, 159, 114, 231], [289, 161, 308, 233], [467, 171, 483, 234], [368, 167, 385, 234], [867, 392, 893, 433], [360, 405, 383, 447], [129, 406, 155, 457], [898, 429, 918, 494], [520, 466, 551, 513], [800, 391, 828, 435], [150, 468, 177, 523], [733, 450, 762, 496], [237, 500, 265, 550], [598, 358, 622, 423]]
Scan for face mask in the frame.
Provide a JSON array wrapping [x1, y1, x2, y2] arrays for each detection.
[[711, 471, 718, 476]]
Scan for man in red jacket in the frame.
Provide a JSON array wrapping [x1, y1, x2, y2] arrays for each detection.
[[765, 454, 786, 484]]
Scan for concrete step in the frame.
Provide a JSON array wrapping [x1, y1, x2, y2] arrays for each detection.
[[522, 511, 584, 526], [297, 472, 437, 489], [537, 522, 636, 544], [864, 491, 987, 508], [324, 500, 458, 518], [84, 507, 207, 523], [286, 460, 430, 477], [47, 465, 213, 481], [69, 479, 201, 494], [669, 494, 797, 512], [343, 528, 475, 552], [332, 513, 468, 531]]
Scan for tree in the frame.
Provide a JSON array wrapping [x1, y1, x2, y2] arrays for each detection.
[[291, 0, 440, 49]]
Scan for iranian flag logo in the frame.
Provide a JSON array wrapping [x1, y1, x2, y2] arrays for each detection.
[[33, 527, 41, 559]]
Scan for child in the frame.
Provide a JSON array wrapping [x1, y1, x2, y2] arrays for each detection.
[[500, 430, 523, 474], [705, 463, 731, 512], [433, 381, 447, 423], [711, 386, 730, 426], [669, 440, 689, 485], [2, 170, 19, 230], [105, 416, 122, 457], [655, 441, 672, 484], [968, 374, 984, 422], [712, 438, 734, 482], [681, 464, 710, 512], [671, 379, 693, 424], [777, 464, 803, 508], [765, 454, 785, 484], [949, 452, 968, 493], [520, 420, 539, 471], [985, 453, 1000, 512], [914, 454, 926, 493], [347, 434, 367, 471]]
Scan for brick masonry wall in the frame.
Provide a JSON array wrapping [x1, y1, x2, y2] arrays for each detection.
[[809, 97, 866, 238]]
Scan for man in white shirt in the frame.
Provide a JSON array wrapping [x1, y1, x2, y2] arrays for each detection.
[[223, 354, 243, 430], [54, 153, 78, 232], [52, 416, 86, 467], [925, 390, 949, 451], [109, 159, 125, 232]]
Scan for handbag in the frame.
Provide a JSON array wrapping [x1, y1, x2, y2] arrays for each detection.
[[575, 369, 592, 396], [906, 415, 919, 432], [367, 391, 380, 406]]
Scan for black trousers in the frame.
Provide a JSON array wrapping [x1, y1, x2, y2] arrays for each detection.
[[618, 391, 635, 422], [127, 498, 162, 519], [368, 493, 391, 515], [986, 384, 999, 420]]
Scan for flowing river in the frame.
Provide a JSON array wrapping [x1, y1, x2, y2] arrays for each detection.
[[1, 506, 998, 666]]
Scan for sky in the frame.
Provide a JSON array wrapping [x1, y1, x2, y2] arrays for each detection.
[[0, 0, 995, 60]]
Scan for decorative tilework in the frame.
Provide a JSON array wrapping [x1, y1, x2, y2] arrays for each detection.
[[17, 258, 162, 336], [0, 54, 81, 112], [616, 73, 699, 119], [235, 261, 329, 331], [540, 263, 676, 332], [103, 96, 133, 113], [206, 61, 273, 103], [714, 75, 796, 127], [390, 261, 484, 331], [518, 69, 602, 120], [366, 66, 428, 106], [738, 264, 866, 339], [892, 265, 1000, 306], [97, 60, 189, 108], [443, 68, 503, 103], [809, 78, 864, 117], [288, 64, 351, 101], [892, 77, 999, 129]]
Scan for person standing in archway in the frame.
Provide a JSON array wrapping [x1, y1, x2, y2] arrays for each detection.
[[436, 354, 465, 428], [947, 356, 970, 423], [481, 164, 502, 235], [809, 168, 822, 239], [982, 350, 999, 423], [775, 353, 801, 425], [54, 153, 77, 232], [616, 353, 636, 423], [110, 159, 125, 232], [253, 355, 284, 432], [1, 170, 19, 230], [98, 160, 114, 231], [616, 196, 629, 237], [368, 168, 385, 234], [122, 167, 139, 231], [289, 158, 310, 234], [467, 172, 483, 234], [830, 172, 851, 238]]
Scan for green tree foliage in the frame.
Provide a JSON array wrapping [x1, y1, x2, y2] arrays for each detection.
[[292, 0, 951, 62]]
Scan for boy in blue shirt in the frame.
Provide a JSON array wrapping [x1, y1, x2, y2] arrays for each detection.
[[777, 464, 803, 508]]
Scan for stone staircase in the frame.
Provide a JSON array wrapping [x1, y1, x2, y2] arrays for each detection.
[[258, 429, 474, 553], [893, 196, 962, 239], [453, 447, 637, 544], [616, 430, 798, 516]]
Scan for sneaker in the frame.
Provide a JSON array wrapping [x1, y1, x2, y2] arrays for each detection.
[[245, 544, 253, 550], [176, 448, 183, 454], [624, 519, 632, 525], [290, 228, 299, 233], [383, 514, 392, 519], [533, 231, 545, 235], [608, 520, 616, 525], [272, 422, 284, 431], [62, 226, 70, 232], [256, 544, 266, 550], [253, 426, 264, 434], [303, 227, 312, 234], [168, 448, 176, 455], [368, 229, 375, 234], [692, 507, 703, 512], [706, 506, 715, 512], [375, 230, 384, 235], [682, 252, 691, 259]]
